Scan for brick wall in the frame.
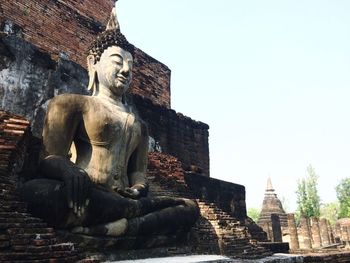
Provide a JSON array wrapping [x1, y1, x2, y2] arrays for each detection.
[[133, 95, 210, 176], [0, 111, 79, 262], [0, 0, 170, 107], [1, 35, 208, 176], [185, 173, 247, 221]]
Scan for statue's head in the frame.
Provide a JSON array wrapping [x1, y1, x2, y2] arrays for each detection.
[[87, 5, 134, 97]]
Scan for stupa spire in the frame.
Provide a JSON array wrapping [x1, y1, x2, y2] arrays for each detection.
[[266, 177, 274, 192]]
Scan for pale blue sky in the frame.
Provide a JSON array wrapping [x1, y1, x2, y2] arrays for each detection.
[[118, 0, 350, 211]]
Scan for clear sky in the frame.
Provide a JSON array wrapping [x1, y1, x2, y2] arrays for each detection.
[[118, 0, 350, 211]]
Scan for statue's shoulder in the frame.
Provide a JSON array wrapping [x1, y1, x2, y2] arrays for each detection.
[[48, 94, 91, 112]]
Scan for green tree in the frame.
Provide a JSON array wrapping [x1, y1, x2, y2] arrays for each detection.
[[296, 165, 321, 218], [247, 207, 261, 222], [336, 178, 350, 218], [320, 202, 340, 225]]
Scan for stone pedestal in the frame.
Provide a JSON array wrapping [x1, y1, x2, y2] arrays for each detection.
[[320, 218, 330, 246], [300, 216, 312, 249], [271, 214, 282, 242], [311, 217, 322, 248], [287, 213, 299, 250]]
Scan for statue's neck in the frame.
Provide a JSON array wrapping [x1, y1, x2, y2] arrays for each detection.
[[96, 86, 124, 107]]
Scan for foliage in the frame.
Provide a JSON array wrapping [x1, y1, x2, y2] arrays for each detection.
[[336, 178, 350, 218], [247, 207, 261, 222], [320, 202, 340, 225], [296, 165, 321, 218]]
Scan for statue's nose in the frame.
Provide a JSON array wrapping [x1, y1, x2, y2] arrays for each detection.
[[120, 62, 131, 77]]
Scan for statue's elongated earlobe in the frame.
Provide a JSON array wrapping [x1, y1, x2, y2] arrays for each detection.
[[87, 55, 98, 95]]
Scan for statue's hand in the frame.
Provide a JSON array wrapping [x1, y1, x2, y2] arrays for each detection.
[[117, 187, 140, 199], [64, 167, 92, 217]]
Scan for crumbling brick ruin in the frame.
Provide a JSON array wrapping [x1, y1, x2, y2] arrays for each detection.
[[0, 112, 79, 262], [3, 1, 350, 262], [256, 178, 350, 262], [0, 0, 269, 261]]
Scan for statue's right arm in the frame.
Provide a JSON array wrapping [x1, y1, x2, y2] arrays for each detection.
[[42, 95, 80, 158], [39, 95, 91, 216]]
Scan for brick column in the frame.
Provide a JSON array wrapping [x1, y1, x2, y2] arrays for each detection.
[[335, 223, 341, 243], [287, 213, 299, 250], [300, 216, 312, 249], [271, 214, 282, 242], [319, 218, 330, 246], [346, 226, 350, 248], [341, 226, 349, 243], [327, 220, 335, 244], [310, 217, 322, 248]]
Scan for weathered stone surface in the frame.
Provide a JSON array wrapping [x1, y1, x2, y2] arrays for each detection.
[[147, 152, 271, 259], [299, 216, 312, 249], [0, 36, 88, 137], [320, 218, 331, 246], [1, 0, 171, 107], [20, 11, 200, 237], [287, 213, 299, 251], [185, 173, 246, 221], [310, 217, 322, 248], [134, 95, 210, 176], [302, 251, 350, 263], [270, 214, 282, 243], [0, 35, 209, 176]]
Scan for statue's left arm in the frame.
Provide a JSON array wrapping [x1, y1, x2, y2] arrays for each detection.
[[127, 121, 149, 198]]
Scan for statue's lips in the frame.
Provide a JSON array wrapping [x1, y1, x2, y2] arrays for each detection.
[[117, 76, 128, 84]]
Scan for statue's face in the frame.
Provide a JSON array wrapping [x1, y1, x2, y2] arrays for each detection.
[[95, 46, 133, 96]]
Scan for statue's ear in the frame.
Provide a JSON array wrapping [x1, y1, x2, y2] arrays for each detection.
[[87, 55, 98, 94]]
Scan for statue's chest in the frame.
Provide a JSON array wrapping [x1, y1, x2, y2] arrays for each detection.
[[80, 106, 141, 149]]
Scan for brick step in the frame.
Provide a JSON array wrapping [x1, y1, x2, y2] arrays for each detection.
[[0, 182, 16, 190], [0, 212, 41, 219], [0, 194, 20, 201], [10, 243, 75, 254], [0, 216, 43, 224], [0, 195, 19, 203], [0, 178, 16, 187], [0, 176, 16, 185], [0, 222, 47, 229], [7, 227, 55, 235], [31, 238, 58, 246], [0, 204, 28, 213], [10, 237, 58, 246], [0, 251, 78, 261]]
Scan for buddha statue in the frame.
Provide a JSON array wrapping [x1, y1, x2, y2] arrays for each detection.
[[20, 4, 199, 237]]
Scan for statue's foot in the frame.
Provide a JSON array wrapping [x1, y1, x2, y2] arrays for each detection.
[[71, 218, 128, 237]]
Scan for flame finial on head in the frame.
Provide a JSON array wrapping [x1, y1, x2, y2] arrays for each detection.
[[106, 0, 120, 31], [87, 0, 134, 94], [87, 0, 134, 62]]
